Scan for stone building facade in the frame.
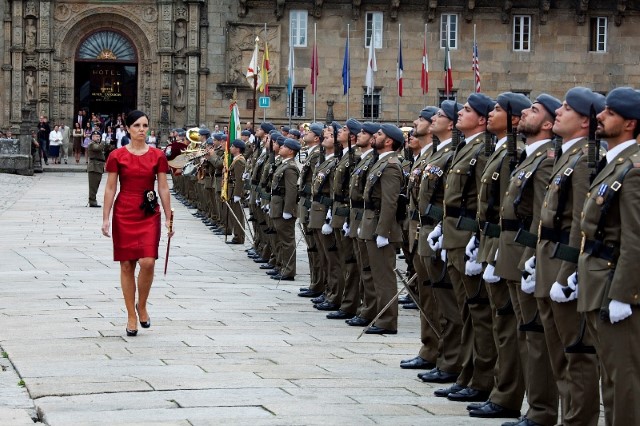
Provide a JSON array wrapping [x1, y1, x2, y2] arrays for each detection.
[[1, 0, 640, 139]]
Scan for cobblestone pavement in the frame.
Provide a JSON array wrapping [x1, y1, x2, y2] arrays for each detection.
[[0, 171, 577, 425]]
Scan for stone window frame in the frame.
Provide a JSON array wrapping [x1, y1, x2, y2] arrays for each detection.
[[513, 15, 532, 52], [290, 10, 308, 48], [438, 89, 458, 105], [362, 88, 381, 120], [365, 12, 383, 49], [287, 87, 306, 118], [589, 17, 608, 53], [440, 14, 458, 50]]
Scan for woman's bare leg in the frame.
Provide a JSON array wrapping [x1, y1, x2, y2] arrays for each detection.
[[136, 257, 155, 322], [120, 260, 138, 330]]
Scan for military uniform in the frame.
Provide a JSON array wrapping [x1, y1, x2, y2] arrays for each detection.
[[298, 145, 325, 295], [443, 132, 497, 393], [87, 136, 105, 206], [227, 153, 246, 243], [417, 138, 462, 377], [536, 138, 600, 425], [495, 139, 559, 426], [578, 143, 640, 426], [270, 156, 300, 278], [249, 145, 268, 256], [476, 138, 525, 412], [358, 151, 404, 331], [309, 153, 341, 308]]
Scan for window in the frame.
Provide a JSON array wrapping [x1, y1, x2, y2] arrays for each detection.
[[513, 15, 531, 51], [438, 90, 458, 106], [287, 87, 306, 118], [363, 89, 381, 119], [590, 17, 607, 52], [290, 10, 307, 47], [440, 14, 457, 49], [365, 12, 383, 48]]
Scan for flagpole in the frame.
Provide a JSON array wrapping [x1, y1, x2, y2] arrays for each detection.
[[446, 22, 450, 101], [252, 36, 258, 128], [370, 21, 374, 122], [313, 23, 317, 122], [396, 23, 400, 125], [346, 24, 350, 119], [424, 24, 428, 106], [263, 23, 267, 121]]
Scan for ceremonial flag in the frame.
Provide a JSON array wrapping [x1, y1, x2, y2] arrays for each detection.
[[222, 99, 241, 202], [396, 29, 404, 97], [365, 24, 377, 95], [421, 31, 429, 94], [310, 42, 319, 94], [258, 39, 270, 94], [287, 38, 295, 97], [444, 38, 453, 97], [246, 37, 259, 89], [341, 33, 350, 95], [472, 40, 481, 93]]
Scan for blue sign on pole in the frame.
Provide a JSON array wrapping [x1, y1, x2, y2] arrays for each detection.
[[258, 97, 271, 108]]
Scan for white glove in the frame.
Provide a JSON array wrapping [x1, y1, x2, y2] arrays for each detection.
[[609, 300, 633, 324], [428, 224, 443, 251], [567, 271, 578, 295], [233, 195, 241, 203], [282, 212, 292, 220], [550, 281, 576, 303], [326, 210, 332, 220], [440, 248, 447, 263], [242, 172, 250, 180], [465, 236, 479, 261], [263, 204, 270, 215], [357, 227, 361, 235], [524, 256, 536, 275], [255, 198, 261, 206], [465, 259, 483, 276], [342, 222, 350, 236], [376, 235, 389, 248], [521, 275, 536, 294], [494, 249, 499, 262], [483, 264, 501, 283], [321, 223, 333, 235]]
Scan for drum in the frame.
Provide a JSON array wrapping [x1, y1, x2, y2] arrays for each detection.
[[168, 153, 188, 169], [182, 161, 197, 177]]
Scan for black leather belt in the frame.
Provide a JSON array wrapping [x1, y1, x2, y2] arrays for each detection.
[[445, 205, 476, 220], [350, 200, 364, 208], [334, 194, 347, 203], [500, 218, 521, 232], [419, 215, 436, 226], [582, 239, 618, 263], [539, 226, 569, 244], [480, 221, 501, 238], [313, 194, 333, 207], [364, 201, 380, 211]]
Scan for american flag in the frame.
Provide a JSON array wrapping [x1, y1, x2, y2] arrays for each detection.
[[472, 41, 481, 93]]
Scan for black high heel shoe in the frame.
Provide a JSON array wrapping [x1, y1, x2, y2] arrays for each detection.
[[126, 328, 138, 336], [136, 303, 151, 328]]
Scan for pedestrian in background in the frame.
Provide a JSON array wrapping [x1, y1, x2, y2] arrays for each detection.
[[59, 123, 71, 164], [72, 122, 83, 164], [48, 124, 62, 164]]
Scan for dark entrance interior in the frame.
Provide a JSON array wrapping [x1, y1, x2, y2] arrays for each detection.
[[74, 62, 137, 120]]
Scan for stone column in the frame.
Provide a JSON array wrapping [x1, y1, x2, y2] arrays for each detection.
[[36, 0, 52, 118]]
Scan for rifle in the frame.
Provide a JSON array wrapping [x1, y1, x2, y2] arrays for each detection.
[[432, 134, 440, 155], [451, 102, 461, 151], [506, 102, 518, 171], [587, 104, 601, 184], [484, 104, 495, 157], [553, 135, 563, 164], [333, 124, 342, 161]]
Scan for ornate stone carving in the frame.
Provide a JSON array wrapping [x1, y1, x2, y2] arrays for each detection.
[[142, 6, 158, 23], [175, 20, 186, 53], [175, 7, 188, 19], [238, 0, 248, 18], [174, 57, 187, 71], [616, 0, 627, 26], [25, 18, 36, 53], [24, 71, 35, 102], [426, 0, 437, 22], [540, 0, 550, 25], [326, 100, 334, 123], [275, 0, 286, 20], [54, 4, 71, 21], [389, 0, 400, 21], [352, 0, 361, 20], [39, 58, 49, 71], [25, 0, 37, 18], [313, 0, 324, 19], [226, 24, 280, 86], [464, 0, 475, 23], [576, 0, 588, 25]]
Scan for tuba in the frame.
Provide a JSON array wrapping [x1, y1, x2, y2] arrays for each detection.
[[186, 127, 201, 151]]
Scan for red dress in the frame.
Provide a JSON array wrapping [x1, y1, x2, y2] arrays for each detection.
[[106, 147, 169, 261]]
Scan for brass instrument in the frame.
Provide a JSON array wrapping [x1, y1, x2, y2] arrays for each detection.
[[185, 127, 202, 151]]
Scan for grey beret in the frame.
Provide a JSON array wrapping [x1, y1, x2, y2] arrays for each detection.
[[231, 139, 245, 149], [175, 129, 186, 137], [275, 134, 286, 145], [605, 87, 640, 120], [380, 123, 404, 145], [566, 87, 605, 117], [534, 94, 562, 119], [205, 137, 214, 145], [330, 121, 343, 131], [241, 130, 251, 137], [198, 128, 211, 136], [260, 122, 276, 133], [361, 121, 381, 135], [309, 122, 325, 137], [283, 138, 302, 151], [213, 132, 224, 141], [496, 92, 532, 117], [282, 126, 290, 133], [288, 129, 301, 138], [440, 100, 464, 121], [420, 106, 440, 122], [345, 118, 362, 135], [467, 93, 496, 117]]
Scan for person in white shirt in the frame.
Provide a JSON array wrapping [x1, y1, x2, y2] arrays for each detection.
[[48, 125, 63, 164]]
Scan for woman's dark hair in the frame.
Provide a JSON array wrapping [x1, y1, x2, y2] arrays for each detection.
[[125, 110, 149, 127]]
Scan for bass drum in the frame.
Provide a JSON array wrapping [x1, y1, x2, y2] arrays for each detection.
[[168, 153, 188, 169], [182, 162, 197, 177]]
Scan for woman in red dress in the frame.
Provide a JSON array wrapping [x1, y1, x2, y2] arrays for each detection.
[[101, 110, 174, 336]]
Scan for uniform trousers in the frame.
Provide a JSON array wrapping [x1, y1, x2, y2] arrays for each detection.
[[272, 217, 295, 277], [506, 280, 558, 426], [365, 241, 398, 331], [485, 279, 525, 411], [316, 230, 343, 305], [413, 254, 440, 364], [229, 200, 245, 243], [88, 171, 102, 204], [587, 308, 640, 426], [335, 230, 360, 315], [447, 247, 496, 391], [355, 238, 377, 321], [302, 222, 324, 293], [537, 297, 600, 426]]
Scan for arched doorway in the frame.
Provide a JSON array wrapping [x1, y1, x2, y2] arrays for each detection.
[[74, 30, 138, 124]]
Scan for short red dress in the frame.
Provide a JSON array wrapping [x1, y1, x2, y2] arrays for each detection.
[[106, 147, 169, 261]]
